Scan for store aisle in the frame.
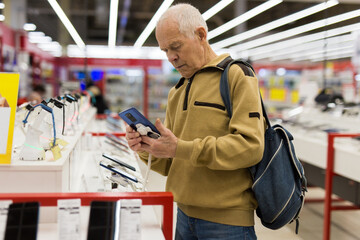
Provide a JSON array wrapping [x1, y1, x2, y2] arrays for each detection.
[[142, 159, 360, 240]]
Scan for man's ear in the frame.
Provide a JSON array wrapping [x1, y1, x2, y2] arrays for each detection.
[[195, 27, 207, 41]]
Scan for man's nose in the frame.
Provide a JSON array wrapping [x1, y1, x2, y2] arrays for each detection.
[[167, 51, 178, 62]]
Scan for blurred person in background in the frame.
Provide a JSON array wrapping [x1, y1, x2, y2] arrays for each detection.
[[86, 82, 109, 114]]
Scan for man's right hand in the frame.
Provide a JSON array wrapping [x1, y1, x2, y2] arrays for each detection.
[[125, 124, 143, 152]]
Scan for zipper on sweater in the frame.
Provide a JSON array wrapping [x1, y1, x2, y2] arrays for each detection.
[[183, 77, 193, 110]]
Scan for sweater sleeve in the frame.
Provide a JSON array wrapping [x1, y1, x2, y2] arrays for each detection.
[[175, 65, 265, 170]]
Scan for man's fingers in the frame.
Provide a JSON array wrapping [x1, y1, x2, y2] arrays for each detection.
[[140, 136, 153, 145], [125, 125, 140, 140], [155, 118, 167, 135], [131, 142, 143, 152], [127, 137, 142, 150], [126, 124, 135, 133]]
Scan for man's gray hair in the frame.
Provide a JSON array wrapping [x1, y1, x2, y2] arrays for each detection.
[[157, 3, 208, 39]]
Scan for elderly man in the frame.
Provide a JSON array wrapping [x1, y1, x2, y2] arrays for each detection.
[[126, 3, 265, 240]]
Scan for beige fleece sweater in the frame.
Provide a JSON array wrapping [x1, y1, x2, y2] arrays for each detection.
[[138, 53, 265, 226]]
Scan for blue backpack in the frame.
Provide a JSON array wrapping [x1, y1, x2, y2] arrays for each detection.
[[219, 58, 307, 233]]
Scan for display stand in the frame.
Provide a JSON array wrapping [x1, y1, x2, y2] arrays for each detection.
[[322, 133, 360, 240], [0, 107, 97, 193], [1, 106, 173, 239], [0, 192, 173, 240]]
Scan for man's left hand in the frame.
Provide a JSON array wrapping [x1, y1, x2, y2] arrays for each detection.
[[139, 118, 178, 158]]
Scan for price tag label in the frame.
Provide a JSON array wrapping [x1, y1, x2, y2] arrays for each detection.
[[57, 199, 81, 240], [118, 199, 142, 240]]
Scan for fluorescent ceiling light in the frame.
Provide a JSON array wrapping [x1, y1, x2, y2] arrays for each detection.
[[0, 3, 4, 9], [251, 34, 355, 61], [23, 23, 37, 31], [29, 36, 52, 44], [208, 0, 282, 40], [242, 23, 360, 59], [231, 9, 360, 53], [291, 47, 354, 62], [29, 31, 45, 37], [47, 0, 85, 49], [202, 0, 235, 21], [311, 52, 354, 62], [37, 42, 62, 57], [294, 44, 354, 59], [108, 0, 119, 47], [0, 15, 4, 21], [272, 43, 354, 61], [134, 0, 174, 48], [211, 0, 338, 50], [295, 48, 354, 62], [38, 41, 61, 48], [38, 44, 62, 51]]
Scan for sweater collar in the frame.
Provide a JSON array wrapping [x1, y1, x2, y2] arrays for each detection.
[[175, 53, 232, 89]]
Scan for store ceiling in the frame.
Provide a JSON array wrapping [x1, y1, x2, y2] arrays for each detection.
[[25, 0, 360, 60]]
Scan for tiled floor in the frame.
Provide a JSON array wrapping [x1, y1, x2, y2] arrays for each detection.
[[141, 162, 360, 240]]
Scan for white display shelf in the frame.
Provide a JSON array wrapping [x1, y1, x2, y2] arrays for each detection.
[[282, 107, 360, 182], [0, 107, 97, 193], [0, 106, 170, 239]]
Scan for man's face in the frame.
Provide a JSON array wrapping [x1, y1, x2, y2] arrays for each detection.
[[156, 21, 205, 78]]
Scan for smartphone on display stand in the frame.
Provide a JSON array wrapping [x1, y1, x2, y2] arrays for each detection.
[[99, 162, 138, 183], [119, 107, 160, 139], [102, 153, 136, 171]]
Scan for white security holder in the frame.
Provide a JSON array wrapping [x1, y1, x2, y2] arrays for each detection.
[[19, 103, 56, 161]]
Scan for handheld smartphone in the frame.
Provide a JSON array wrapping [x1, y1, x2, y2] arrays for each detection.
[[99, 162, 138, 183], [119, 107, 160, 139], [102, 153, 136, 171]]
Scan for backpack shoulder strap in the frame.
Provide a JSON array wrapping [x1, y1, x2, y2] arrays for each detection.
[[220, 58, 271, 127]]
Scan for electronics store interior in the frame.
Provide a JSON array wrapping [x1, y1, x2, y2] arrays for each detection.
[[0, 0, 360, 239]]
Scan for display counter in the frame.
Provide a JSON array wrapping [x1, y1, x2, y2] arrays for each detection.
[[282, 107, 360, 183], [0, 107, 97, 193], [36, 205, 165, 240], [279, 106, 360, 240], [0, 103, 172, 240], [0, 192, 172, 240]]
